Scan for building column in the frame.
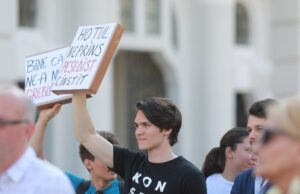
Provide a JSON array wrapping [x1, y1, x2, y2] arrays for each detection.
[[180, 0, 235, 165], [0, 0, 17, 82], [270, 0, 300, 98]]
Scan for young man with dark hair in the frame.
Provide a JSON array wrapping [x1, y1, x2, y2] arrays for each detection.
[[72, 94, 207, 194], [231, 98, 278, 194], [135, 97, 182, 146], [30, 104, 122, 194]]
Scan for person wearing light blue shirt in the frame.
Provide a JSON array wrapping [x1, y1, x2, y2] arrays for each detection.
[[30, 104, 122, 194]]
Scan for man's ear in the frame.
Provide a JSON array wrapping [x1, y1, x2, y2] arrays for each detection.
[[26, 122, 35, 139], [83, 159, 93, 171], [163, 128, 172, 137], [225, 147, 234, 160]]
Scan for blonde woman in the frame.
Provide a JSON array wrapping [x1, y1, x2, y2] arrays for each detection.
[[256, 96, 300, 194]]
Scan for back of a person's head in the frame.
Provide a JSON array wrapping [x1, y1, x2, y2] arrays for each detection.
[[269, 96, 300, 140], [202, 127, 249, 178], [136, 97, 182, 146], [79, 131, 119, 162], [249, 98, 278, 119], [0, 84, 36, 122]]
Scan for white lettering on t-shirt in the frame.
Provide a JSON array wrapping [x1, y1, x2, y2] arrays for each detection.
[[130, 187, 136, 194], [130, 172, 167, 193], [155, 181, 167, 192], [132, 172, 142, 183], [130, 187, 135, 194], [142, 177, 152, 187], [130, 187, 145, 194]]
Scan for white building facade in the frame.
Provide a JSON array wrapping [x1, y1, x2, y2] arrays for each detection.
[[0, 0, 296, 176]]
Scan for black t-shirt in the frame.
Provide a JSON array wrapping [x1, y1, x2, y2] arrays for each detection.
[[113, 146, 207, 194]]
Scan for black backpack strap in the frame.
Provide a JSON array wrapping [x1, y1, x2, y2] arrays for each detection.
[[118, 179, 125, 194], [76, 180, 91, 194]]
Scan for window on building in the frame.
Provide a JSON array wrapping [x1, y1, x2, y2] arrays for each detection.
[[235, 2, 249, 45], [120, 0, 135, 33], [235, 93, 248, 127], [171, 6, 178, 50], [19, 0, 37, 27], [145, 0, 160, 35], [16, 80, 25, 90]]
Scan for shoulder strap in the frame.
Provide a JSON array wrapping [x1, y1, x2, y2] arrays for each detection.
[[118, 179, 125, 194], [76, 180, 91, 194]]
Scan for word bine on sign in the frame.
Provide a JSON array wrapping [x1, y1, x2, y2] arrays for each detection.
[[24, 47, 72, 110]]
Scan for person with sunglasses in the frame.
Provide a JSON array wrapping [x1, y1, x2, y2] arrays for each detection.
[[0, 84, 75, 194], [255, 96, 300, 194], [231, 98, 278, 194]]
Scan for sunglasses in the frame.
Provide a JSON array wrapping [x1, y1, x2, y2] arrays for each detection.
[[0, 119, 29, 128], [261, 128, 290, 145]]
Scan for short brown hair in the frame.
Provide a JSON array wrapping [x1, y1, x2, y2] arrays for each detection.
[[249, 98, 278, 119], [136, 97, 182, 146], [79, 131, 119, 162]]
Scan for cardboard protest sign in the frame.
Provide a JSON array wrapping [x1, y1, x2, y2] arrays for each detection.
[[25, 47, 72, 110], [51, 23, 124, 94]]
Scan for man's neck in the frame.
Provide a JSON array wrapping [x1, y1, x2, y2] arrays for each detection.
[[91, 177, 113, 190], [0, 149, 25, 174], [147, 143, 177, 163]]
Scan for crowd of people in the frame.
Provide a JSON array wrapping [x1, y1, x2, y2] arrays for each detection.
[[1, 83, 300, 194]]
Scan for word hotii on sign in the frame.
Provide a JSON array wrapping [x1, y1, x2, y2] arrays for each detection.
[[52, 23, 124, 94]]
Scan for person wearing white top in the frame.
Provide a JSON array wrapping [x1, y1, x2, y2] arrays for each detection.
[[202, 128, 252, 194], [206, 173, 233, 194], [0, 84, 74, 194]]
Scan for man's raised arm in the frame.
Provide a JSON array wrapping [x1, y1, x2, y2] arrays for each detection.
[[72, 93, 114, 168], [30, 104, 62, 159]]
